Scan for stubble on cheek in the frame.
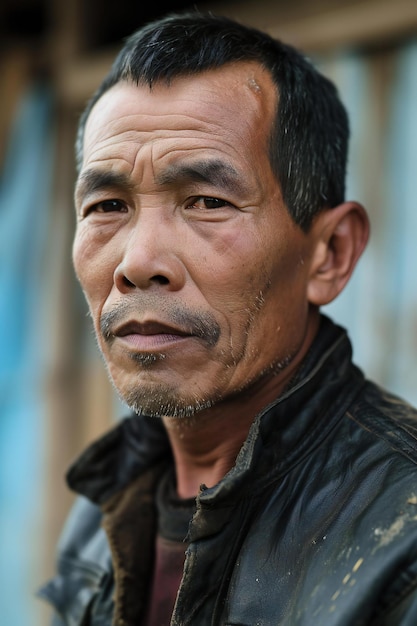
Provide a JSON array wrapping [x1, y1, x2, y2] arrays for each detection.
[[231, 270, 302, 390]]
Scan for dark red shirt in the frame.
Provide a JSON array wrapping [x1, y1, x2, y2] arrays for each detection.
[[143, 469, 196, 625]]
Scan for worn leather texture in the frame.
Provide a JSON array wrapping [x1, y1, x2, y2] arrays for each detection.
[[39, 316, 417, 625]]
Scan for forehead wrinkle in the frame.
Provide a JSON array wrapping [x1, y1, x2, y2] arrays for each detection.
[[155, 159, 246, 195]]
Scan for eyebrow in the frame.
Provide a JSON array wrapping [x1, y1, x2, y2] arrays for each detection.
[[75, 159, 247, 203], [75, 169, 133, 203], [156, 159, 247, 196]]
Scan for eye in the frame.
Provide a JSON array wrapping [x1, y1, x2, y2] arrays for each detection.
[[85, 199, 127, 215], [189, 197, 231, 210]]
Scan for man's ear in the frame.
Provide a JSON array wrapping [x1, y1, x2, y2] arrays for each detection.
[[307, 202, 370, 306]]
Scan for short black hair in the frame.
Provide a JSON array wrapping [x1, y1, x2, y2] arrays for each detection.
[[76, 12, 349, 231]]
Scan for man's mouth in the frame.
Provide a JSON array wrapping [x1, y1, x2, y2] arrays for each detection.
[[99, 299, 221, 349], [113, 320, 192, 351]]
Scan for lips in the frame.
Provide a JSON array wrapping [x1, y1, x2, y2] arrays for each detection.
[[111, 319, 192, 351], [100, 302, 221, 349], [115, 320, 191, 338]]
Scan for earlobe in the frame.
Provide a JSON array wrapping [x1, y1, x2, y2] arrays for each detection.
[[307, 202, 370, 306]]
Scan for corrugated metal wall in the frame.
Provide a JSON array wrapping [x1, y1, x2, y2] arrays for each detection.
[[322, 38, 417, 406]]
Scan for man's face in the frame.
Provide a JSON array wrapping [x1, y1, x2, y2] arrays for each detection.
[[74, 62, 319, 417]]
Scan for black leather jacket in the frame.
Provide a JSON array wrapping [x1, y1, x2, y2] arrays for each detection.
[[39, 317, 417, 625]]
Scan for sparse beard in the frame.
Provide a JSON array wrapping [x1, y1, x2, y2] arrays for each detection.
[[128, 351, 166, 367], [115, 350, 296, 420], [94, 295, 224, 417], [100, 296, 221, 348], [124, 385, 215, 418], [93, 288, 298, 420]]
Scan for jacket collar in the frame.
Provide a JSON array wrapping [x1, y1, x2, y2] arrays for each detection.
[[67, 315, 365, 510]]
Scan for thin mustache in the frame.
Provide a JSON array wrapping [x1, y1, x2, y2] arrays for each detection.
[[99, 297, 221, 348]]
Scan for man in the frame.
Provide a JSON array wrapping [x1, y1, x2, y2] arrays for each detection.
[[40, 12, 417, 626]]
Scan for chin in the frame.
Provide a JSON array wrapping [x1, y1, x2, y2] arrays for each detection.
[[118, 381, 216, 419]]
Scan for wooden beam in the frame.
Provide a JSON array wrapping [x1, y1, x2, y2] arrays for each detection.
[[55, 49, 116, 108], [55, 0, 417, 106], [207, 0, 417, 52]]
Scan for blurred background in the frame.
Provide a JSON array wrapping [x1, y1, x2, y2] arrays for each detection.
[[1, 0, 416, 623]]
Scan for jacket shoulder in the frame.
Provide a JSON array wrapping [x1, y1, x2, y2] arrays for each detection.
[[38, 497, 112, 624], [349, 381, 417, 464], [56, 496, 108, 564]]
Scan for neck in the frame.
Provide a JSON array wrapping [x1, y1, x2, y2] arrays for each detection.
[[163, 312, 320, 499], [163, 377, 289, 499], [163, 402, 254, 499]]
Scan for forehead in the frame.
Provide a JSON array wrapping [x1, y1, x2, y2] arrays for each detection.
[[81, 61, 278, 174]]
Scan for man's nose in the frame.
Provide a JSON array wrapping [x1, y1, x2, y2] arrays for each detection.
[[113, 210, 186, 293]]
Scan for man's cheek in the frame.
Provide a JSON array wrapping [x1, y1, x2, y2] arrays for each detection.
[[74, 241, 114, 298]]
